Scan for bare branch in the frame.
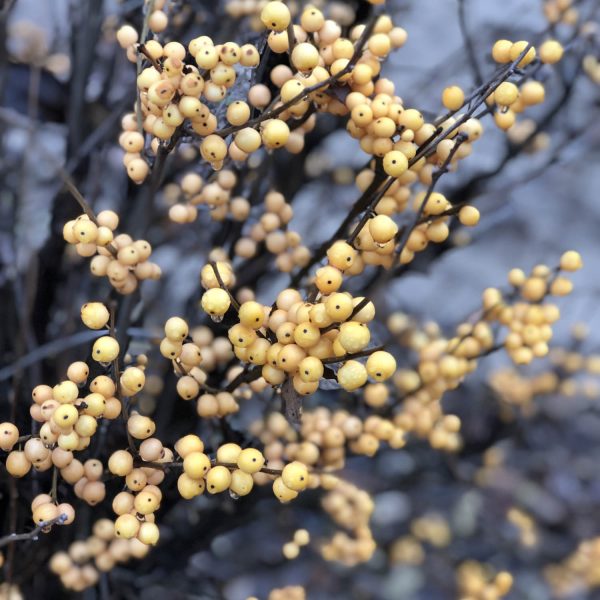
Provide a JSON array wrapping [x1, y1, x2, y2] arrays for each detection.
[[0, 514, 68, 550]]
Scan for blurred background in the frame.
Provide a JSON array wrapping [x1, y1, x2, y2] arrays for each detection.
[[0, 0, 600, 598]]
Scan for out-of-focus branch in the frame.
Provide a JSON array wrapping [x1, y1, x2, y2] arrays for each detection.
[[457, 0, 484, 86]]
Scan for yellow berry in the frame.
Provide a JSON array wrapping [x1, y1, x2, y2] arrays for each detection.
[[382, 151, 409, 178], [137, 521, 160, 545], [114, 514, 140, 539], [495, 82, 519, 107], [298, 356, 324, 383], [238, 301, 265, 329], [72, 219, 98, 244], [550, 276, 573, 296], [283, 542, 300, 559], [120, 366, 145, 395], [0, 423, 19, 452], [81, 302, 110, 329], [494, 108, 515, 130], [300, 6, 324, 32], [559, 250, 583, 272], [127, 414, 155, 440], [338, 322, 371, 353], [177, 473, 206, 499], [175, 434, 204, 457], [164, 316, 189, 342], [273, 476, 298, 502], [206, 465, 232, 493], [441, 85, 465, 111], [6, 450, 31, 477], [293, 322, 321, 349], [325, 293, 353, 321], [291, 42, 319, 72], [134, 491, 160, 515], [116, 24, 139, 49], [539, 39, 563, 64], [108, 450, 134, 476], [369, 214, 398, 244], [183, 451, 212, 479], [337, 359, 368, 391], [281, 461, 309, 491], [294, 529, 310, 546], [260, 1, 291, 32], [237, 448, 265, 473], [32, 502, 59, 525], [261, 119, 290, 149], [52, 380, 79, 404], [522, 277, 547, 302], [492, 39, 513, 63], [216, 442, 242, 464], [52, 404, 79, 428], [230, 469, 254, 496], [510, 41, 536, 67], [327, 241, 356, 270], [201, 288, 231, 316], [92, 336, 120, 363], [200, 135, 228, 162], [367, 33, 391, 57], [315, 265, 343, 294], [228, 324, 257, 348], [458, 205, 480, 227], [520, 81, 545, 105], [235, 128, 262, 153], [366, 351, 397, 381], [240, 44, 260, 67]]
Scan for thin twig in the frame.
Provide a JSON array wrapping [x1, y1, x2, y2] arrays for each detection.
[[109, 302, 137, 455], [50, 466, 59, 503], [457, 0, 484, 86], [54, 165, 119, 257], [209, 261, 240, 312], [393, 133, 468, 262], [133, 458, 283, 477], [286, 20, 297, 63], [136, 0, 156, 134], [321, 345, 385, 365], [320, 297, 373, 334], [0, 514, 68, 550], [137, 43, 162, 72], [225, 365, 262, 393]]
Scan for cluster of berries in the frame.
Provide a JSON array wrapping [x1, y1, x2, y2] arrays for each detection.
[[63, 211, 160, 295]]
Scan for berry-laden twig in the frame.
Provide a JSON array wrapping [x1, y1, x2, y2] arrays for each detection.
[[133, 458, 283, 477], [108, 302, 137, 456], [224, 365, 262, 393], [393, 133, 469, 263], [54, 165, 119, 258], [295, 42, 535, 287], [137, 43, 162, 72], [209, 261, 241, 312], [135, 0, 156, 134], [457, 0, 484, 87], [213, 11, 381, 139], [321, 345, 385, 365]]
